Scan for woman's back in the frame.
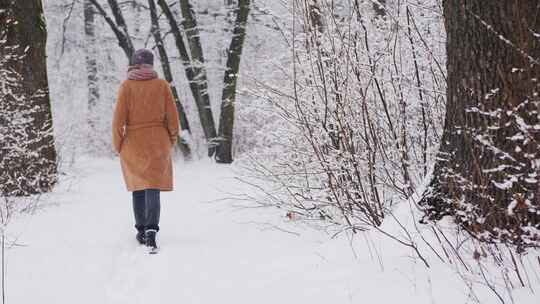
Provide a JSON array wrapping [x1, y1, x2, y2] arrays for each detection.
[[121, 79, 169, 126], [112, 73, 179, 192]]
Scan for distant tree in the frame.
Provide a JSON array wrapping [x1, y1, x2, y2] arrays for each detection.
[[158, 0, 217, 156], [420, 0, 540, 249], [88, 0, 134, 60], [148, 0, 192, 158], [0, 0, 58, 196], [90, 0, 250, 160], [158, 0, 251, 159], [215, 0, 251, 163], [84, 0, 100, 127], [89, 0, 192, 157], [178, 0, 218, 156]]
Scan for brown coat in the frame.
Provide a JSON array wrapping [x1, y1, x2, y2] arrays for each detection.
[[112, 78, 180, 192]]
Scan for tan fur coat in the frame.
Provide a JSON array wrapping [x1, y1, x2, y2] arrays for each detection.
[[112, 79, 180, 191]]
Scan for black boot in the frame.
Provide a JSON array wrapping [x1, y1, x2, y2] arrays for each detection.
[[145, 230, 158, 253], [136, 230, 146, 245]]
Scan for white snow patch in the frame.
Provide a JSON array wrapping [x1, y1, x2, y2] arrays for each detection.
[[6, 158, 539, 304]]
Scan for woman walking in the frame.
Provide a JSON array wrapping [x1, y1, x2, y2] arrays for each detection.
[[112, 49, 180, 253]]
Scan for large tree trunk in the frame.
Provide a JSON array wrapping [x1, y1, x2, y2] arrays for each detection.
[[215, 0, 250, 163], [84, 0, 100, 124], [0, 0, 57, 196], [148, 0, 192, 159], [178, 0, 218, 156], [420, 0, 540, 249]]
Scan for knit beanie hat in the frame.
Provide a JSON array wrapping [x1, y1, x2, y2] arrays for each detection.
[[132, 49, 154, 65]]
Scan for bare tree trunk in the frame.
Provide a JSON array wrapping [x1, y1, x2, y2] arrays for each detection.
[[89, 0, 135, 59], [178, 0, 218, 156], [0, 0, 57, 196], [158, 0, 218, 156], [84, 0, 100, 123], [106, 0, 134, 59], [215, 0, 250, 163], [420, 0, 540, 249], [148, 0, 192, 159], [132, 0, 142, 37]]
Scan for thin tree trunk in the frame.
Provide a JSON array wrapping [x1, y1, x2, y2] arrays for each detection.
[[157, 0, 202, 105], [0, 0, 57, 196], [215, 0, 250, 163], [178, 0, 218, 156], [89, 0, 134, 59], [107, 0, 134, 59], [420, 0, 540, 249], [148, 0, 192, 159], [84, 0, 100, 123], [158, 0, 218, 156]]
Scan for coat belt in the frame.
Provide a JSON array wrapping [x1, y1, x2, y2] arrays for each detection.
[[126, 122, 165, 131]]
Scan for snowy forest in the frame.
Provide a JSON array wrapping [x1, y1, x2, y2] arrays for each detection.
[[1, 0, 539, 303]]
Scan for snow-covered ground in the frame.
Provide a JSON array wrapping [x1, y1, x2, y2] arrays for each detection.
[[7, 158, 538, 303]]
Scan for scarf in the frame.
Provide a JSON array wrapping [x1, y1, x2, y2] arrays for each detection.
[[127, 64, 158, 81]]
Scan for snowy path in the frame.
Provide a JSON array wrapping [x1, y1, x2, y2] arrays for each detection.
[[7, 158, 507, 303]]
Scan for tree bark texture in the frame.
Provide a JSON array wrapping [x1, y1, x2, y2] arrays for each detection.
[[84, 0, 100, 116], [0, 0, 58, 196], [157, 0, 202, 103], [215, 0, 250, 163], [148, 0, 192, 159], [178, 0, 218, 156], [421, 0, 540, 249]]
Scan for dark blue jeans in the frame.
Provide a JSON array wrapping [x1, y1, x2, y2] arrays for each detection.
[[132, 189, 161, 232]]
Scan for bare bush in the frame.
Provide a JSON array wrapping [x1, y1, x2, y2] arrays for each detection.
[[245, 0, 445, 232], [241, 0, 539, 302]]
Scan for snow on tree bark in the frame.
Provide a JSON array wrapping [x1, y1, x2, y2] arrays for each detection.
[[420, 0, 540, 249], [106, 0, 134, 59], [148, 0, 192, 159], [0, 0, 57, 196], [157, 0, 218, 157], [215, 0, 250, 164], [84, 0, 100, 125], [178, 0, 218, 156]]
